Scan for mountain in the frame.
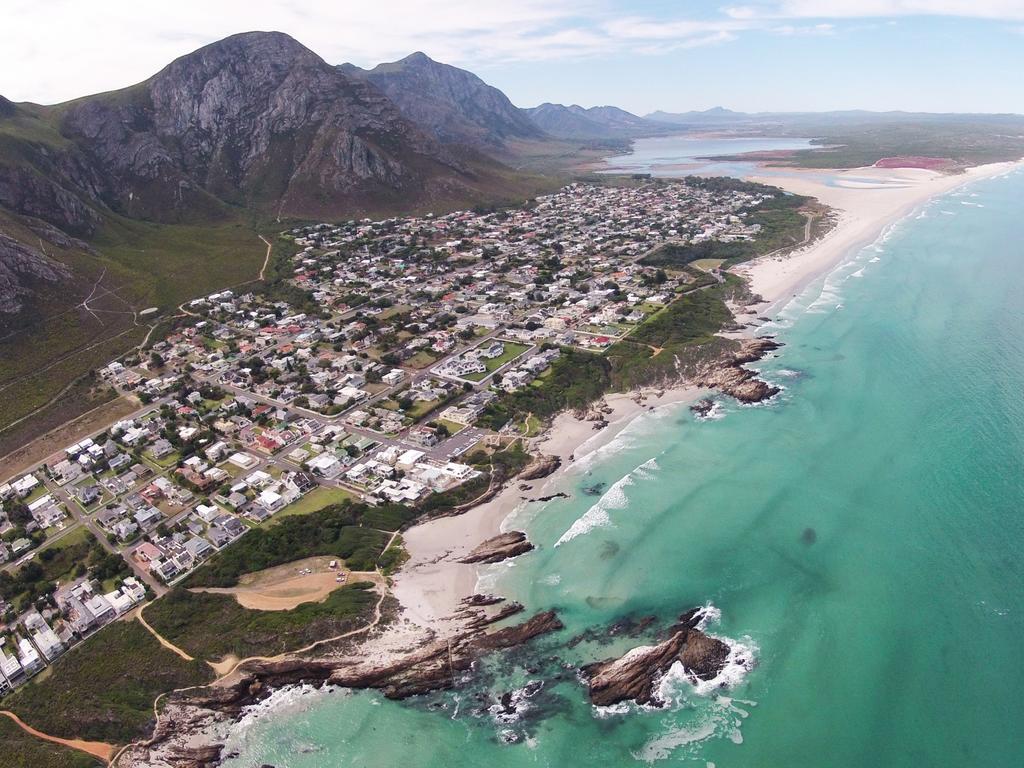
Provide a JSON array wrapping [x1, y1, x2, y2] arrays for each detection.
[[7, 32, 525, 231], [0, 32, 544, 319], [340, 52, 545, 153], [0, 229, 72, 314], [524, 103, 670, 140]]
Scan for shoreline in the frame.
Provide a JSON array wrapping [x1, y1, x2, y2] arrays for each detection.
[[392, 157, 1024, 635], [392, 386, 704, 630], [734, 160, 1024, 315]]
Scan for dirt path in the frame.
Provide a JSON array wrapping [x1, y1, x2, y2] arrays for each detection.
[[257, 235, 273, 280], [0, 709, 114, 763], [135, 605, 195, 662]]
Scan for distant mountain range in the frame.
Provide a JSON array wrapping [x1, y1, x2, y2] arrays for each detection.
[[645, 106, 1024, 131], [524, 103, 672, 141]]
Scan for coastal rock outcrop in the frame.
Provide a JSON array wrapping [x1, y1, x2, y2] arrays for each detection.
[[120, 606, 566, 768], [582, 609, 731, 707], [518, 454, 561, 481], [698, 337, 782, 404], [460, 531, 534, 564], [690, 398, 715, 418]]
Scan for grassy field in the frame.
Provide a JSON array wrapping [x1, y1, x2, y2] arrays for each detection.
[[5, 620, 213, 745], [407, 397, 442, 420], [0, 718, 101, 768], [268, 486, 356, 525], [437, 418, 467, 435], [144, 582, 378, 660]]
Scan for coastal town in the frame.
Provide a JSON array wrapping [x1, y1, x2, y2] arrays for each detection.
[[0, 178, 778, 697]]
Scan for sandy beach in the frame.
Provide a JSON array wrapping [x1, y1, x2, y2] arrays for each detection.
[[391, 387, 702, 631], [390, 158, 1024, 640], [735, 161, 1024, 312]]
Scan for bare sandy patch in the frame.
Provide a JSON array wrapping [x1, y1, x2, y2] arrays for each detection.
[[191, 556, 375, 611]]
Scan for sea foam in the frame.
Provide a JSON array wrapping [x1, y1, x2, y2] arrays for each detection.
[[554, 457, 660, 546]]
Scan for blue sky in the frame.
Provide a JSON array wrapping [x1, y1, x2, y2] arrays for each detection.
[[2, 0, 1023, 113]]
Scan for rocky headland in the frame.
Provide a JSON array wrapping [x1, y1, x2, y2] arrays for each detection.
[[583, 608, 733, 707]]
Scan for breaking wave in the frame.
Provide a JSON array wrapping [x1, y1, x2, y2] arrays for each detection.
[[554, 458, 659, 546]]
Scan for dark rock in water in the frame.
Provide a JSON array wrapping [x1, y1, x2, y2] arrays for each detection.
[[582, 482, 605, 496], [460, 531, 534, 564], [609, 615, 657, 638], [690, 398, 715, 417], [526, 492, 569, 503], [582, 607, 731, 707], [677, 608, 704, 629], [498, 691, 515, 715], [567, 614, 658, 648], [463, 594, 506, 607], [801, 527, 817, 545], [598, 540, 620, 560], [679, 630, 731, 681], [492, 680, 545, 722]]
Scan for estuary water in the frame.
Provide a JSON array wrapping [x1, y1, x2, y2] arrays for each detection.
[[223, 168, 1024, 767], [600, 135, 815, 177]]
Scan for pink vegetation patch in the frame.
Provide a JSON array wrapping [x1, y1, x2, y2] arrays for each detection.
[[873, 156, 954, 170]]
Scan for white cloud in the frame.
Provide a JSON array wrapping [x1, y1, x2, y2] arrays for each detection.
[[727, 1, 1024, 20], [770, 23, 837, 35]]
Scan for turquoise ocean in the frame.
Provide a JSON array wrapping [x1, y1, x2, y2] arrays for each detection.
[[222, 168, 1024, 767]]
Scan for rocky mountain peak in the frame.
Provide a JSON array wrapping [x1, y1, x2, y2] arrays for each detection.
[[344, 52, 544, 152]]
